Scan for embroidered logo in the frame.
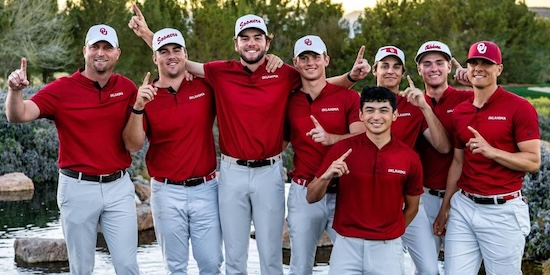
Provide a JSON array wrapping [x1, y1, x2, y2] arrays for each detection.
[[110, 92, 123, 98], [398, 112, 411, 117], [477, 43, 487, 54], [321, 107, 340, 112], [488, 116, 506, 121], [447, 109, 454, 113], [388, 168, 406, 175], [262, 75, 279, 80], [189, 92, 205, 100]]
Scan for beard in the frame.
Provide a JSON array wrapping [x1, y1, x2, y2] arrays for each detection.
[[240, 49, 267, 65]]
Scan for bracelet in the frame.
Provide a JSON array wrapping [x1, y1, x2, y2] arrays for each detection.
[[347, 72, 357, 83], [131, 107, 145, 115]]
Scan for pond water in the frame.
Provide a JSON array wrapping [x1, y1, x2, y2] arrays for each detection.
[[0, 182, 329, 274], [0, 182, 541, 274]]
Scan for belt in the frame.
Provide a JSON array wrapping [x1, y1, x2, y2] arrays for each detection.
[[293, 177, 309, 187], [59, 168, 125, 183], [154, 171, 216, 187], [428, 189, 446, 198], [461, 190, 521, 205], [222, 154, 281, 168]]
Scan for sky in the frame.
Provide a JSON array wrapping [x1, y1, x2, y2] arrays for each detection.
[[331, 0, 550, 15]]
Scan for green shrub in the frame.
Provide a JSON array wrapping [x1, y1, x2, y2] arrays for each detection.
[[528, 97, 550, 118], [523, 143, 550, 260]]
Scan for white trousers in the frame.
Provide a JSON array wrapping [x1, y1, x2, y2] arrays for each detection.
[[401, 198, 440, 275], [329, 233, 405, 275], [151, 177, 223, 275], [421, 191, 445, 256], [57, 172, 139, 275], [218, 155, 286, 275], [286, 180, 336, 275], [444, 191, 530, 275]]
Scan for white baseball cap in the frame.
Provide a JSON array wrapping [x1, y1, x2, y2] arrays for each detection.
[[415, 41, 452, 63], [152, 28, 186, 51], [294, 35, 327, 58], [374, 46, 405, 64], [235, 14, 268, 37], [85, 24, 118, 47]]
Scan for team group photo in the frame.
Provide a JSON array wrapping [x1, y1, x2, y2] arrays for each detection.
[[1, 0, 550, 274]]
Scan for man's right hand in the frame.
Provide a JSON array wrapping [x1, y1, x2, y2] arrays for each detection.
[[8, 58, 30, 91], [452, 58, 472, 87], [134, 72, 157, 110], [128, 3, 151, 38]]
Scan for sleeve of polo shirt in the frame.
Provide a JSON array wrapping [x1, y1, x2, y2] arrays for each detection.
[[404, 151, 424, 196], [513, 100, 541, 142], [346, 90, 361, 124], [30, 78, 64, 119]]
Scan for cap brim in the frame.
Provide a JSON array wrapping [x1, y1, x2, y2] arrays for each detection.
[[236, 27, 266, 36], [295, 50, 325, 58], [415, 51, 451, 63], [87, 38, 117, 47], [466, 56, 497, 64]]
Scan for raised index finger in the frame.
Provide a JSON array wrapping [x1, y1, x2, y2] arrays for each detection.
[[20, 58, 27, 74], [310, 115, 322, 128], [355, 45, 365, 62], [451, 58, 463, 69], [406, 75, 415, 88], [467, 126, 480, 137], [132, 3, 143, 19], [142, 72, 150, 86], [337, 148, 352, 161]]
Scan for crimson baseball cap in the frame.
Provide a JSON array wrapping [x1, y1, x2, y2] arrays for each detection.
[[375, 46, 405, 64], [234, 14, 268, 37], [415, 41, 452, 63], [294, 35, 327, 58], [85, 24, 118, 47], [466, 41, 502, 64], [153, 28, 186, 51]]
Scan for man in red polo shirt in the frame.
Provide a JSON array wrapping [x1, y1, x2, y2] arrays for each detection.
[[284, 35, 366, 275], [372, 45, 449, 275], [434, 41, 541, 274], [128, 5, 371, 274], [307, 85, 423, 274], [413, 40, 472, 259], [6, 25, 139, 274], [123, 28, 222, 274]]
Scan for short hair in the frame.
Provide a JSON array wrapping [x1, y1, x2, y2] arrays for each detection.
[[360, 86, 397, 112]]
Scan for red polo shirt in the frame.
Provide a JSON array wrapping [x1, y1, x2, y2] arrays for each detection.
[[392, 94, 426, 149], [30, 69, 136, 174], [418, 86, 472, 190], [204, 60, 301, 160], [452, 86, 540, 195], [317, 135, 424, 240], [142, 78, 216, 181], [285, 83, 360, 182]]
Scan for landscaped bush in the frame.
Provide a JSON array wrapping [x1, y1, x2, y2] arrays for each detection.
[[523, 143, 550, 260], [528, 97, 550, 118]]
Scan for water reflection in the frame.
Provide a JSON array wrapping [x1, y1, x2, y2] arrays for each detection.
[[0, 182, 541, 274]]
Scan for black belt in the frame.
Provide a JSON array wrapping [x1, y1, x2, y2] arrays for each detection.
[[236, 159, 275, 168], [461, 190, 520, 205], [60, 168, 125, 183], [428, 189, 446, 198], [154, 172, 216, 187]]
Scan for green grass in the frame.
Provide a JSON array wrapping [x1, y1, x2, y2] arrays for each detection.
[[503, 85, 550, 99]]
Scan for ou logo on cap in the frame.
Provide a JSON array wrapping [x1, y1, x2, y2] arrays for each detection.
[[304, 38, 312, 46], [477, 42, 487, 54]]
